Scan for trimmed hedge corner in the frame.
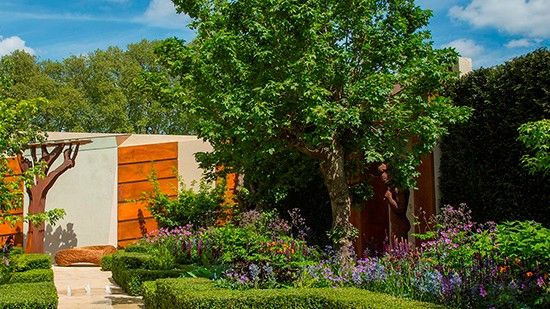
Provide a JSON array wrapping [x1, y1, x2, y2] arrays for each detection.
[[142, 281, 158, 309], [144, 278, 443, 309], [8, 269, 54, 284], [111, 251, 152, 270], [110, 251, 193, 295], [101, 254, 113, 271], [10, 254, 52, 272], [114, 268, 186, 296], [0, 282, 58, 309]]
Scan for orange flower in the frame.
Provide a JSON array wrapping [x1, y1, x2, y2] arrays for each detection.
[[499, 266, 509, 273], [526, 272, 533, 277]]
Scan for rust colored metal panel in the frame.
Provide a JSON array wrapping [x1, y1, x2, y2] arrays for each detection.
[[118, 200, 154, 222], [2, 158, 24, 246], [6, 158, 22, 175], [117, 142, 181, 247], [118, 159, 178, 184], [414, 153, 436, 235], [118, 142, 178, 165], [117, 178, 178, 202], [117, 217, 157, 241]]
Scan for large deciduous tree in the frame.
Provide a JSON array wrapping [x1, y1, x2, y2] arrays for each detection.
[[160, 0, 471, 246]]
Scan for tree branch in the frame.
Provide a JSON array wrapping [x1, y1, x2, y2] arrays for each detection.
[[43, 146, 77, 192], [41, 144, 64, 174]]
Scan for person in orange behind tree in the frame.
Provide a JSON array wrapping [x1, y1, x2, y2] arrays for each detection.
[[2, 235, 14, 266]]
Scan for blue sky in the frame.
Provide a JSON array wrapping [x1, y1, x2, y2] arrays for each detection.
[[0, 0, 549, 68]]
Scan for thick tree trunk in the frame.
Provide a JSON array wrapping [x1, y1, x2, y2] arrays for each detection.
[[319, 139, 354, 250], [25, 187, 47, 253]]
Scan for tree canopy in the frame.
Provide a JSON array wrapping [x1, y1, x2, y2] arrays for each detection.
[[158, 0, 471, 244], [0, 98, 65, 227], [0, 40, 193, 135]]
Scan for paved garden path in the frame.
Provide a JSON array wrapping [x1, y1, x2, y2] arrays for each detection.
[[53, 266, 144, 309]]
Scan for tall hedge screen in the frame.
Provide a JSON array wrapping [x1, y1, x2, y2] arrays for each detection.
[[441, 49, 550, 225]]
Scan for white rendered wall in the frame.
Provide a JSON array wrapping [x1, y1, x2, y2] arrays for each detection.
[[178, 139, 214, 189]]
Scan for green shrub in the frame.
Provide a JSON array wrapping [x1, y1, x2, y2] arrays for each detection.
[[442, 49, 550, 224], [0, 282, 58, 308], [114, 268, 187, 296], [111, 251, 152, 270], [124, 244, 150, 253], [144, 278, 442, 309], [496, 221, 550, 269], [10, 254, 51, 272], [9, 247, 23, 256], [8, 269, 53, 284], [101, 254, 113, 271], [146, 246, 176, 270], [148, 178, 224, 228]]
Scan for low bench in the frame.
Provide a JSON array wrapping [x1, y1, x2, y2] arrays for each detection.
[[55, 245, 116, 266]]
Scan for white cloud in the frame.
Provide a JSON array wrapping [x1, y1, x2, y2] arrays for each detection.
[[0, 36, 35, 57], [505, 38, 534, 48], [140, 0, 188, 29], [450, 0, 550, 38], [443, 38, 484, 59]]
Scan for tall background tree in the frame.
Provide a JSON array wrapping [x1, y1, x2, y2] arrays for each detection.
[[158, 0, 471, 247], [0, 40, 193, 135]]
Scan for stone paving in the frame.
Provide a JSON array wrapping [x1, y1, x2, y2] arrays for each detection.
[[53, 265, 143, 309]]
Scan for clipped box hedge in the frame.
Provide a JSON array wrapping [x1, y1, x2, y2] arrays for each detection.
[[111, 251, 152, 270], [114, 268, 186, 296], [8, 269, 54, 284], [10, 254, 51, 272], [0, 282, 58, 309], [100, 254, 114, 271], [110, 251, 191, 295], [144, 278, 443, 309]]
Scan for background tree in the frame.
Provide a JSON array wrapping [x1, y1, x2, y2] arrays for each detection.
[[159, 0, 471, 247], [0, 40, 193, 134], [442, 49, 550, 225]]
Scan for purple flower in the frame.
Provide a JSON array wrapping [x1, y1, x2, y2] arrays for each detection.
[[479, 284, 488, 298], [537, 276, 545, 288]]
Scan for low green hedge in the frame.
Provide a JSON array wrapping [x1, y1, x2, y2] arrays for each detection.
[[113, 268, 186, 296], [142, 281, 158, 309], [0, 282, 58, 309], [101, 254, 113, 271], [145, 278, 443, 309], [10, 254, 51, 272], [111, 251, 152, 270], [8, 269, 53, 284], [124, 244, 150, 253]]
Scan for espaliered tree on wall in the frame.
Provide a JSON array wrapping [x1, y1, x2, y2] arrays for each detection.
[[159, 0, 471, 248], [18, 140, 89, 253]]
